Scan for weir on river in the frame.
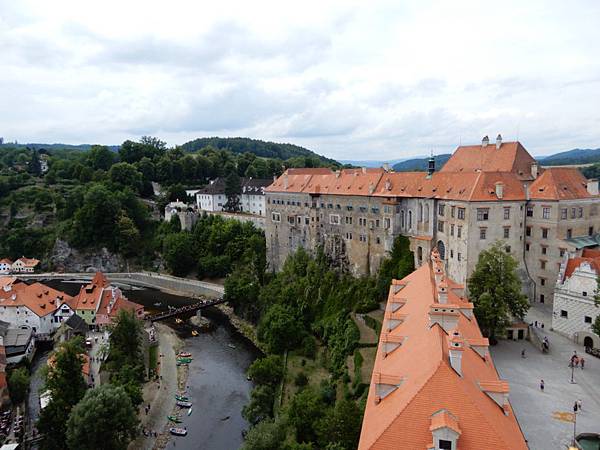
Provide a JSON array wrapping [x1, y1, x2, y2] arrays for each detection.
[[147, 297, 225, 321]]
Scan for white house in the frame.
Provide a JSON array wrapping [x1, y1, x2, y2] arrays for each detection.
[[552, 249, 600, 349], [0, 259, 12, 275], [195, 177, 271, 216], [0, 282, 74, 338], [196, 178, 227, 212], [11, 257, 40, 273], [164, 200, 188, 223]]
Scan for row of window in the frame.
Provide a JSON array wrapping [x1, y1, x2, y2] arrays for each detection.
[[526, 243, 567, 258], [559, 310, 594, 323], [272, 212, 391, 229], [438, 204, 467, 220], [268, 198, 395, 215], [344, 232, 381, 244], [527, 204, 598, 219], [526, 226, 594, 240]]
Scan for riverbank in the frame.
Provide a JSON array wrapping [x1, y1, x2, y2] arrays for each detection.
[[215, 304, 267, 353], [129, 323, 186, 450]]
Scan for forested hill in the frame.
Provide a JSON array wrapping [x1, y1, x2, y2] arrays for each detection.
[[180, 137, 338, 165], [0, 142, 120, 152], [538, 148, 600, 166], [392, 154, 452, 172]]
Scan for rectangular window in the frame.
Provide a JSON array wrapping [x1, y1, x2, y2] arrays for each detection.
[[526, 226, 532, 237], [457, 252, 462, 261], [542, 246, 547, 255], [527, 206, 533, 217], [375, 219, 380, 228], [526, 243, 530, 251], [346, 232, 353, 240], [567, 228, 572, 239], [560, 310, 568, 318], [451, 206, 455, 218], [271, 212, 281, 222], [457, 208, 465, 220], [371, 207, 380, 214], [480, 228, 487, 240], [590, 226, 594, 236], [504, 207, 510, 220], [288, 216, 295, 225], [542, 228, 548, 239], [561, 208, 568, 220], [592, 205, 598, 216], [542, 207, 550, 219], [457, 226, 462, 238], [540, 278, 546, 286], [477, 208, 489, 221], [450, 224, 455, 236], [578, 207, 583, 218], [305, 217, 309, 225], [376, 237, 381, 244], [503, 227, 510, 239], [438, 221, 444, 232], [585, 316, 592, 324], [505, 245, 511, 253], [384, 218, 391, 229], [540, 260, 546, 270], [559, 248, 566, 257], [347, 205, 353, 211], [329, 214, 340, 225], [383, 205, 391, 214], [345, 216, 353, 225], [571, 207, 576, 219], [450, 249, 454, 258], [438, 204, 445, 216]]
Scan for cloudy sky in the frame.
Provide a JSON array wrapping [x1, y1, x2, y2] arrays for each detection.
[[1, 0, 600, 159]]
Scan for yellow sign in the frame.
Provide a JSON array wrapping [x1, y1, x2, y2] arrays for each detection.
[[552, 411, 575, 423]]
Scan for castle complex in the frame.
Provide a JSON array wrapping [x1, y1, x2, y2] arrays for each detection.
[[265, 136, 600, 305]]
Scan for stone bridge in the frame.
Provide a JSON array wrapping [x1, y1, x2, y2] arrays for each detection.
[[16, 272, 224, 298]]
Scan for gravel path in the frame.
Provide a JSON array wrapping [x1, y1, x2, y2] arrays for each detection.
[[129, 323, 183, 450]]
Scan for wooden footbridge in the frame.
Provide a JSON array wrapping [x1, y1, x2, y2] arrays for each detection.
[[147, 297, 226, 322]]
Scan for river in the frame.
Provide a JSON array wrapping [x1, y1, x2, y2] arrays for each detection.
[[33, 281, 259, 450]]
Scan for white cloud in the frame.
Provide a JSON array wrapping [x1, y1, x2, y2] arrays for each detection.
[[1, 0, 600, 159]]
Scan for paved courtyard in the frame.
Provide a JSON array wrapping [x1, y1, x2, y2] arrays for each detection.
[[491, 305, 600, 450]]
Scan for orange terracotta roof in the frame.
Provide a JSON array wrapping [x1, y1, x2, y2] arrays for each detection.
[[582, 248, 600, 258], [563, 256, 600, 280], [74, 272, 110, 310], [440, 141, 536, 178], [0, 259, 13, 265], [0, 282, 74, 317], [358, 252, 527, 450], [0, 276, 17, 290], [529, 167, 595, 200], [96, 287, 144, 324], [15, 257, 40, 267]]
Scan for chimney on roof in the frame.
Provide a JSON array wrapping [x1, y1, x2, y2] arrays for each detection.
[[427, 155, 435, 177], [385, 178, 392, 191], [438, 282, 448, 304], [361, 167, 367, 174], [482, 135, 489, 148], [368, 182, 375, 195], [283, 173, 289, 189], [335, 170, 341, 178], [448, 330, 464, 376], [495, 182, 504, 199], [383, 163, 391, 172], [531, 162, 539, 179], [587, 179, 599, 196], [496, 134, 502, 149], [273, 174, 277, 182]]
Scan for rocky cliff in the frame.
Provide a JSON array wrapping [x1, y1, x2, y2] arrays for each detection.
[[49, 239, 126, 273]]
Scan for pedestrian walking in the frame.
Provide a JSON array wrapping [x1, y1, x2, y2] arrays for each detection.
[[580, 357, 585, 369], [521, 349, 526, 358], [574, 401, 579, 413], [540, 379, 545, 391], [535, 320, 538, 327], [541, 322, 544, 329], [577, 399, 582, 411]]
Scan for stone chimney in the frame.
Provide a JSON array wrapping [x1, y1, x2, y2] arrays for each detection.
[[448, 330, 464, 376], [482, 135, 489, 148], [283, 173, 289, 189], [495, 182, 504, 199], [531, 162, 539, 179], [383, 163, 391, 172], [361, 166, 367, 174], [335, 170, 341, 178], [496, 134, 502, 149], [587, 179, 599, 196], [385, 178, 392, 191]]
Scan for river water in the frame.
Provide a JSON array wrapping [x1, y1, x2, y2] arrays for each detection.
[[34, 281, 258, 450]]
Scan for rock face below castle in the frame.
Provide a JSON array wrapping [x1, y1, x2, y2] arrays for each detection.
[[49, 239, 125, 273]]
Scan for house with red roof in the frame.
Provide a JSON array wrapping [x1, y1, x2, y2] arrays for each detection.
[[552, 249, 600, 349], [0, 259, 12, 275], [358, 249, 527, 450], [265, 135, 600, 305], [11, 257, 40, 273]]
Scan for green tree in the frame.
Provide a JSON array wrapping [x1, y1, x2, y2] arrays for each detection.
[[66, 384, 138, 450], [109, 162, 143, 192], [242, 417, 288, 450], [242, 385, 276, 425], [592, 314, 600, 339], [376, 235, 414, 299], [7, 367, 30, 404], [115, 213, 141, 256], [247, 355, 283, 386], [287, 387, 326, 443], [467, 242, 529, 342], [28, 148, 42, 176], [594, 276, 600, 306], [163, 232, 195, 276], [71, 184, 121, 249], [88, 145, 115, 171], [258, 304, 305, 353], [224, 170, 241, 212], [316, 399, 362, 449], [38, 338, 88, 450]]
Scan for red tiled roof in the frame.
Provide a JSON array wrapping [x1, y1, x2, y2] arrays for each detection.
[[0, 282, 74, 317], [529, 167, 595, 200], [563, 256, 600, 280], [358, 252, 527, 450], [14, 257, 40, 267], [0, 259, 13, 265], [74, 272, 110, 311], [440, 141, 536, 178]]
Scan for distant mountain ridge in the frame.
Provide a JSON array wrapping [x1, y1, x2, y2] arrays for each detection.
[[392, 154, 452, 172], [180, 137, 338, 164], [339, 158, 409, 168], [0, 142, 120, 152], [537, 148, 600, 166]]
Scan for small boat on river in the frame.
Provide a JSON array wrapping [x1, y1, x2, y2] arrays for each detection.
[[187, 407, 193, 416], [191, 330, 199, 337], [177, 357, 193, 363], [167, 415, 182, 423], [176, 400, 193, 408], [169, 427, 188, 436], [227, 344, 237, 349], [175, 395, 190, 401], [177, 352, 192, 358], [175, 318, 183, 324]]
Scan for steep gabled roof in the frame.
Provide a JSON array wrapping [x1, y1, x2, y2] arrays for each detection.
[[0, 282, 74, 317], [359, 251, 527, 450], [74, 272, 110, 311], [529, 167, 595, 200], [563, 256, 600, 280], [440, 141, 536, 178]]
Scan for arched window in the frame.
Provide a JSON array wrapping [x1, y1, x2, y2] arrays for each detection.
[[417, 246, 423, 262], [408, 210, 412, 229], [419, 203, 423, 222], [401, 210, 405, 228], [437, 240, 446, 260]]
